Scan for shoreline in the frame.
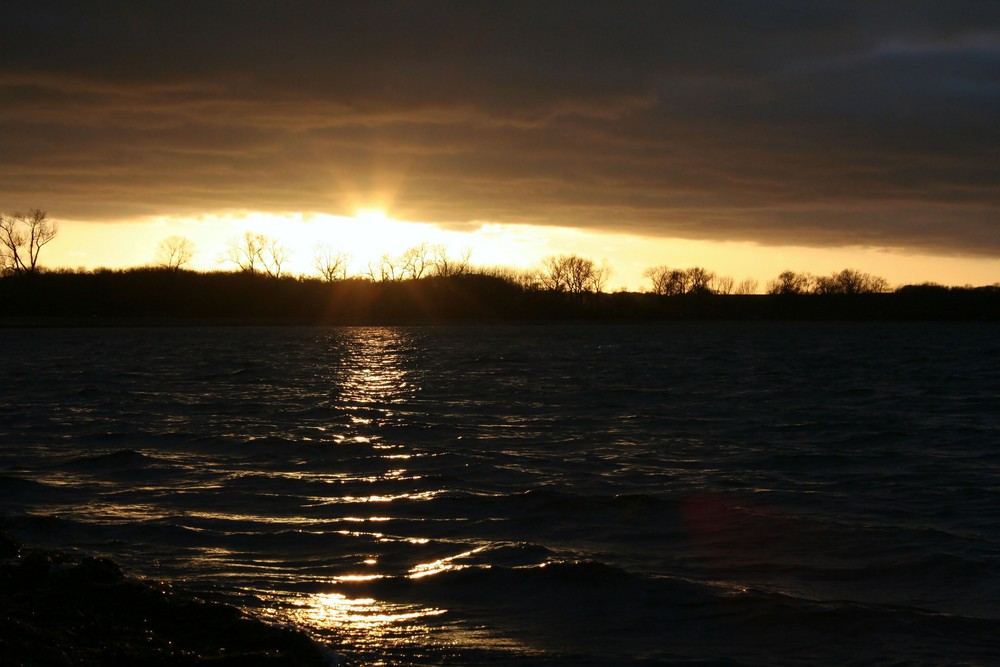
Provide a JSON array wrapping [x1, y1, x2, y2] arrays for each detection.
[[0, 525, 336, 666]]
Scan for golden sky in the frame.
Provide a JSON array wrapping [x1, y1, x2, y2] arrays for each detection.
[[3, 3, 998, 289]]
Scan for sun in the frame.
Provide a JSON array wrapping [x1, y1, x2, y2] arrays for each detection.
[[354, 208, 391, 224]]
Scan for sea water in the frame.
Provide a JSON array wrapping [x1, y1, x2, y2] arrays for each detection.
[[1, 323, 998, 665]]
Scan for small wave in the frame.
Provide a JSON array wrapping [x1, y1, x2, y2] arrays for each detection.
[[0, 475, 70, 507], [527, 559, 635, 585], [0, 474, 53, 491], [345, 557, 648, 602], [70, 431, 133, 444], [475, 542, 558, 567], [53, 449, 164, 469]]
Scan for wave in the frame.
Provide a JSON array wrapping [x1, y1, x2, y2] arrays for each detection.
[[0, 476, 70, 510], [52, 448, 171, 469]]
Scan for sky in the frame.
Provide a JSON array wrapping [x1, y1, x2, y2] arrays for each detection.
[[2, 1, 998, 290]]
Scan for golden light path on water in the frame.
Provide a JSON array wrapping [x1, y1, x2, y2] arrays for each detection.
[[248, 328, 540, 658]]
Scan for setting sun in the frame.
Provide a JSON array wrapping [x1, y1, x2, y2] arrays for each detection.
[[354, 209, 391, 224]]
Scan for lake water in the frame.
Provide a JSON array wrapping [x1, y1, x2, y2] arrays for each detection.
[[2, 323, 999, 665]]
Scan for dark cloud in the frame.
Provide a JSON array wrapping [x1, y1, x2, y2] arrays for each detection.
[[2, 1, 998, 254]]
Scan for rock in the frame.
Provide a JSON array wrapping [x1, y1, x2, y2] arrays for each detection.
[[0, 538, 333, 667], [72, 556, 124, 584], [0, 529, 20, 559]]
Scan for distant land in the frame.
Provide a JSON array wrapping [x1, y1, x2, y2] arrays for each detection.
[[1, 269, 998, 325]]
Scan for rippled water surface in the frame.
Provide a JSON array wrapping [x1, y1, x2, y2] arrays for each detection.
[[2, 323, 999, 665]]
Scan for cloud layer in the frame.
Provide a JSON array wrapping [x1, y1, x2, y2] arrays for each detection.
[[3, 1, 998, 255]]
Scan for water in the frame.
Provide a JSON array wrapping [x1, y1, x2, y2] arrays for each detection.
[[2, 323, 999, 665]]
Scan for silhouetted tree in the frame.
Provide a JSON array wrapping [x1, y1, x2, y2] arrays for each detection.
[[813, 268, 890, 294], [686, 267, 716, 295], [735, 277, 759, 295], [223, 232, 289, 277], [644, 265, 719, 295], [224, 232, 266, 274], [713, 275, 735, 295], [156, 235, 195, 271], [539, 256, 569, 291], [314, 242, 350, 282], [767, 270, 812, 295], [398, 243, 432, 279], [590, 260, 612, 293], [643, 265, 673, 295], [541, 254, 610, 294], [866, 275, 891, 293], [431, 244, 472, 277], [0, 209, 57, 275], [366, 253, 399, 282], [262, 236, 290, 278], [363, 244, 439, 282]]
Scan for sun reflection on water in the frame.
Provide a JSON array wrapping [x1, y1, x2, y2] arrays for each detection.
[[261, 586, 542, 661], [268, 591, 448, 654], [338, 328, 421, 412], [409, 546, 488, 579], [255, 328, 499, 657], [306, 592, 446, 629]]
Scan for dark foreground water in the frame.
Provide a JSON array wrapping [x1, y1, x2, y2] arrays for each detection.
[[2, 323, 999, 666]]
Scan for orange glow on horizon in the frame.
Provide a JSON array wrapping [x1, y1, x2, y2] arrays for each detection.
[[40, 211, 999, 292]]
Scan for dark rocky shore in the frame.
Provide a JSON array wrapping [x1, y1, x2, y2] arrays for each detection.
[[0, 526, 333, 666]]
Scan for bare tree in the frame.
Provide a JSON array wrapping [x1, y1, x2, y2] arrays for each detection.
[[563, 256, 592, 293], [713, 275, 736, 295], [223, 232, 289, 277], [540, 255, 570, 291], [263, 236, 290, 278], [735, 277, 759, 295], [813, 269, 891, 294], [643, 265, 672, 295], [156, 235, 195, 271], [834, 268, 867, 294], [643, 265, 692, 295], [224, 232, 267, 274], [0, 209, 57, 275], [363, 244, 442, 282], [686, 266, 716, 294], [431, 244, 473, 277], [366, 253, 401, 282], [591, 260, 612, 293], [314, 242, 351, 282], [540, 255, 611, 294], [865, 274, 891, 294], [516, 268, 542, 291], [767, 270, 812, 295], [667, 269, 690, 295], [398, 243, 432, 279], [812, 274, 838, 295]]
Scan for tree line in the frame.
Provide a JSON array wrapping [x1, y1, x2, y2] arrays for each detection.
[[0, 209, 996, 316], [3, 267, 997, 323], [167, 230, 897, 297], [0, 211, 892, 296]]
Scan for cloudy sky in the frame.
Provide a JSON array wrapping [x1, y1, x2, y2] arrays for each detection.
[[2, 1, 998, 287]]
